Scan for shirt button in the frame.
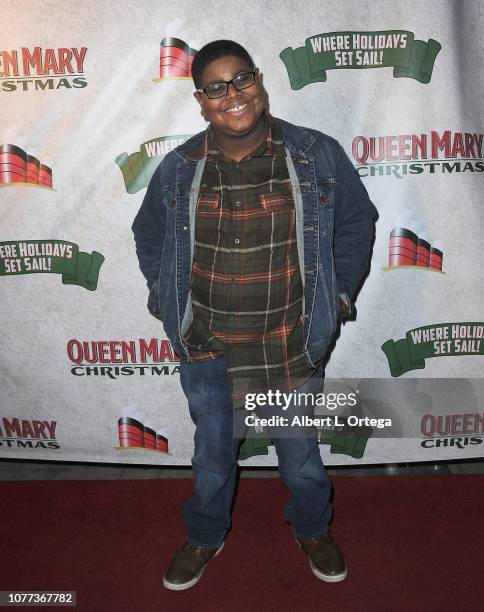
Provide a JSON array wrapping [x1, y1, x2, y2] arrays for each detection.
[[234, 238, 240, 244], [235, 201, 242, 207]]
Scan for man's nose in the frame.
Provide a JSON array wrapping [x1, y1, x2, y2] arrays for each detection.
[[226, 82, 239, 97]]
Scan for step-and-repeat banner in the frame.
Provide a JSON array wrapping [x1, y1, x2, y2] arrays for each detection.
[[1, 0, 483, 466]]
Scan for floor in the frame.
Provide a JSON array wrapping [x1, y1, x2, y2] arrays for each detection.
[[1, 458, 484, 480]]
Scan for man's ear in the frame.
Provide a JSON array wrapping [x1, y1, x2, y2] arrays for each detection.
[[193, 91, 202, 108], [257, 72, 270, 113], [193, 91, 207, 119]]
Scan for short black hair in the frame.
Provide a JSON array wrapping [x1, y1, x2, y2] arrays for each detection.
[[191, 40, 255, 89]]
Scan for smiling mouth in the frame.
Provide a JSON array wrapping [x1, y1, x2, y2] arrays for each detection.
[[225, 103, 248, 113]]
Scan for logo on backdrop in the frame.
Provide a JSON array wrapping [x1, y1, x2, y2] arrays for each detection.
[[419, 413, 483, 450], [0, 47, 87, 92], [383, 212, 444, 273], [115, 135, 191, 194], [152, 37, 197, 82], [239, 420, 374, 461], [384, 228, 444, 273], [0, 240, 104, 291], [0, 417, 60, 450], [352, 130, 484, 178], [382, 322, 484, 377], [280, 30, 441, 89], [68, 338, 180, 378], [115, 417, 169, 454], [0, 144, 53, 189]]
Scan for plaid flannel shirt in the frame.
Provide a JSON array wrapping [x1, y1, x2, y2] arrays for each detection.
[[182, 114, 315, 399]]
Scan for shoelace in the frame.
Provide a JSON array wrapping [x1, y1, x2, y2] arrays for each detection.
[[303, 534, 332, 546]]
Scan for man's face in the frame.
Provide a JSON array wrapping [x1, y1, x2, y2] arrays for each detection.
[[194, 55, 266, 139]]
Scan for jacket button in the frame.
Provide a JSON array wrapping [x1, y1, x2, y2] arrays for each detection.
[[183, 226, 188, 231], [319, 195, 326, 205]]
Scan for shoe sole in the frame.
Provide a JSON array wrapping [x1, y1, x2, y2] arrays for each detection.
[[309, 559, 347, 583], [162, 542, 224, 591]]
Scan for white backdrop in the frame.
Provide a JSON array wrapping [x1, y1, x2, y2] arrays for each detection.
[[1, 0, 483, 465]]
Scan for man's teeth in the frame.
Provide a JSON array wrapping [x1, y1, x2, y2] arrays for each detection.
[[226, 103, 248, 113]]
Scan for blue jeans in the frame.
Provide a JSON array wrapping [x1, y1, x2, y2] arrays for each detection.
[[179, 355, 333, 548]]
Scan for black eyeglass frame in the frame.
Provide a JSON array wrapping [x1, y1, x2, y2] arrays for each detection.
[[195, 69, 258, 99]]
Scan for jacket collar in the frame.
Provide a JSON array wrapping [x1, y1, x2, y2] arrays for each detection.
[[277, 117, 318, 158], [174, 115, 317, 162]]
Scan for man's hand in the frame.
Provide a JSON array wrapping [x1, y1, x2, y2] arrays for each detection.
[[147, 283, 162, 320], [339, 293, 351, 321], [339, 299, 349, 320]]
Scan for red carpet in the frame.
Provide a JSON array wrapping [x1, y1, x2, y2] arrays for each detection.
[[1, 475, 483, 611]]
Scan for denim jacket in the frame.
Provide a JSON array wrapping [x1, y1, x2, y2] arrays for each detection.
[[132, 117, 377, 366]]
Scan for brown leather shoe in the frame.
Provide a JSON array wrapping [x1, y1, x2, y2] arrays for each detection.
[[163, 542, 224, 591], [296, 534, 347, 582]]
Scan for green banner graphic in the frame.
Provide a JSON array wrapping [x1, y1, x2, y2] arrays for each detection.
[[116, 135, 191, 194], [238, 419, 373, 460], [280, 30, 441, 89], [382, 322, 484, 377], [0, 240, 104, 291]]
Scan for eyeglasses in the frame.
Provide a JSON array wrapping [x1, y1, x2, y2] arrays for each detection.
[[196, 70, 257, 99]]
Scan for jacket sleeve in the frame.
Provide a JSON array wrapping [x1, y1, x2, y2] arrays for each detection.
[[333, 142, 378, 305], [131, 160, 169, 319]]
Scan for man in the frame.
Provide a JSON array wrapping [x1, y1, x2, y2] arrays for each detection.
[[132, 40, 377, 591]]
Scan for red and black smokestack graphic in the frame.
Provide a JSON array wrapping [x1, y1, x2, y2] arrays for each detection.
[[416, 238, 431, 267], [430, 246, 443, 271], [389, 227, 418, 267], [117, 417, 169, 454], [388, 228, 443, 272], [143, 426, 156, 450], [156, 434, 169, 453], [0, 144, 53, 188], [159, 37, 197, 78]]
